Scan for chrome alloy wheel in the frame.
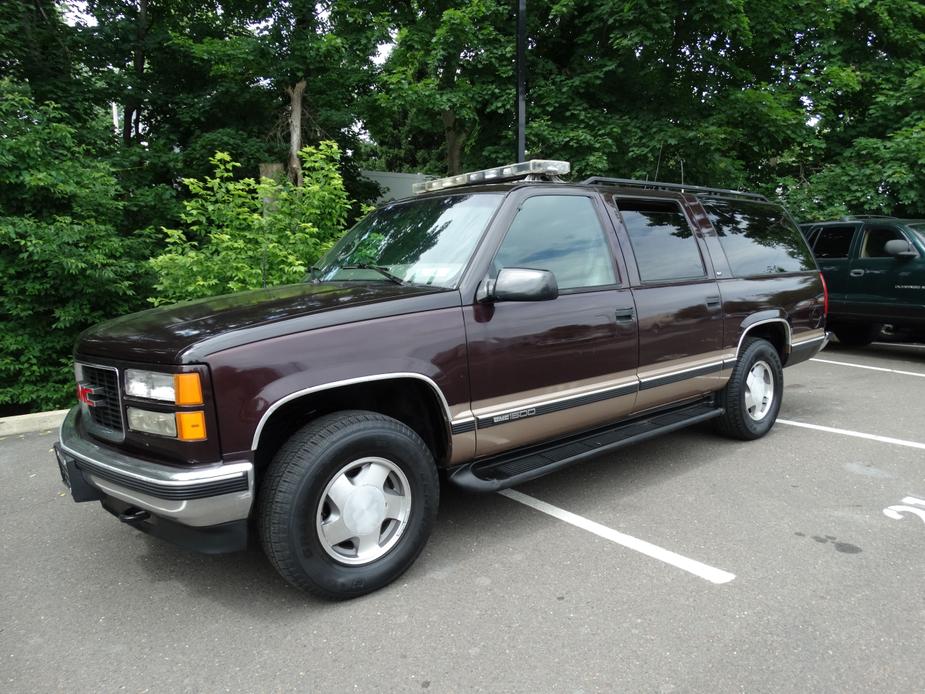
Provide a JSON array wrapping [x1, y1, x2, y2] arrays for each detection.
[[316, 457, 412, 565], [744, 360, 774, 421]]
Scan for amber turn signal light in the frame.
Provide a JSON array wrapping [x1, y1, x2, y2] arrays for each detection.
[[175, 411, 207, 441], [174, 373, 203, 406]]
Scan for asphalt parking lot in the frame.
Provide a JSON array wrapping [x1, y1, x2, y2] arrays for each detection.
[[2, 341, 924, 693]]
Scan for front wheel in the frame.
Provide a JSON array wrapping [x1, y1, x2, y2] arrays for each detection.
[[257, 411, 439, 599], [714, 337, 784, 440]]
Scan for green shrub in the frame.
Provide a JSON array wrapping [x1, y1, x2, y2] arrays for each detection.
[[149, 142, 351, 304], [0, 80, 147, 412]]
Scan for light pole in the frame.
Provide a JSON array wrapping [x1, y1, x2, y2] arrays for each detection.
[[516, 0, 526, 161]]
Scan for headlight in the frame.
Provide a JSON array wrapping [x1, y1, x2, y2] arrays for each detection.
[[125, 370, 203, 405], [127, 407, 177, 437], [126, 408, 208, 441]]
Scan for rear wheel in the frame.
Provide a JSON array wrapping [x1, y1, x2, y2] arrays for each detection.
[[258, 410, 439, 599], [715, 337, 784, 440], [831, 322, 880, 347]]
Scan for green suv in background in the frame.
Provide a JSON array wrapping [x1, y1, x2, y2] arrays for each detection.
[[801, 216, 925, 346]]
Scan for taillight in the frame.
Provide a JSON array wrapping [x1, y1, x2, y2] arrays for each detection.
[[819, 272, 828, 317]]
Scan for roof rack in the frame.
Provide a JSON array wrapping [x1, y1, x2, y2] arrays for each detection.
[[840, 214, 896, 221], [580, 176, 768, 202]]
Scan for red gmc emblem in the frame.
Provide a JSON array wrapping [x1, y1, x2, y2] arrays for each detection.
[[77, 383, 104, 407]]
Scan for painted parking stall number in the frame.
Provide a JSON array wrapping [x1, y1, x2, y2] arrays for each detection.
[[883, 497, 925, 527]]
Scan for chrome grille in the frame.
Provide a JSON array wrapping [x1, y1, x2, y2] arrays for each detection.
[[77, 363, 124, 438]]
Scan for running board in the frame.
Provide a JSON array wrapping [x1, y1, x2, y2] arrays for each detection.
[[449, 400, 723, 492]]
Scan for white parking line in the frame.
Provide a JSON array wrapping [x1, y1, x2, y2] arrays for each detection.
[[777, 419, 925, 451], [810, 357, 925, 378], [498, 488, 736, 585], [873, 341, 925, 350]]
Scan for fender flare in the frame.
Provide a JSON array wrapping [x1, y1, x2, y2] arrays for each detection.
[[250, 372, 454, 452], [735, 315, 792, 360]]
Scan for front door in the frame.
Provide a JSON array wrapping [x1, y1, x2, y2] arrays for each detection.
[[464, 192, 638, 458], [848, 225, 924, 323]]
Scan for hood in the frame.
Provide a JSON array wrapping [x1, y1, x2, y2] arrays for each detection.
[[77, 282, 452, 364]]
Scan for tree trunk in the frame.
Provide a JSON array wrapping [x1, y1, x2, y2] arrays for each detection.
[[442, 108, 466, 176], [123, 0, 148, 146], [286, 79, 306, 186], [122, 102, 134, 146]]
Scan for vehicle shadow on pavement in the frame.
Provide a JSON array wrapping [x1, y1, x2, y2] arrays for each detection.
[[123, 426, 743, 610], [824, 340, 925, 362], [132, 536, 339, 612], [426, 425, 733, 550]]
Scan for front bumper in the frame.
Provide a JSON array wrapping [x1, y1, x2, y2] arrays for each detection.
[[57, 406, 254, 530]]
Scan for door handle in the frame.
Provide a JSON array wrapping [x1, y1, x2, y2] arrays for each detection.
[[849, 269, 865, 277], [614, 307, 635, 321], [705, 295, 721, 307]]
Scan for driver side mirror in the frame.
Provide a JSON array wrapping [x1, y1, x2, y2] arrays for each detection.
[[884, 239, 917, 258], [477, 267, 558, 303]]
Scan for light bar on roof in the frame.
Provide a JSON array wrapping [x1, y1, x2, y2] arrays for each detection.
[[412, 160, 570, 194]]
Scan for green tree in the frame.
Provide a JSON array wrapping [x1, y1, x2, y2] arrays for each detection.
[[0, 81, 148, 412], [149, 141, 351, 304], [772, 0, 925, 219], [364, 0, 515, 176], [363, 0, 925, 220], [0, 0, 80, 108]]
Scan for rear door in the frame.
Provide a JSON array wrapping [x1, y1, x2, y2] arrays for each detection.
[[610, 196, 725, 413], [464, 190, 638, 458], [810, 223, 860, 310], [848, 224, 923, 323]]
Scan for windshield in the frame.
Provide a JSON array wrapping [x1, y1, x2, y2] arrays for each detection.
[[316, 193, 504, 288]]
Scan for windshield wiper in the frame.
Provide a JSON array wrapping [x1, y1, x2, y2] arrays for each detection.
[[338, 264, 408, 286]]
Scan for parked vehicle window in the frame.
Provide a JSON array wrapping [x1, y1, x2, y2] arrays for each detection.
[[318, 193, 504, 288], [910, 224, 925, 245], [810, 226, 855, 259], [617, 199, 706, 282], [800, 224, 819, 245], [701, 199, 816, 276], [494, 195, 616, 290], [860, 227, 905, 258]]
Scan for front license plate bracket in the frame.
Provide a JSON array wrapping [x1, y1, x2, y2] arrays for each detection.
[[53, 445, 104, 503]]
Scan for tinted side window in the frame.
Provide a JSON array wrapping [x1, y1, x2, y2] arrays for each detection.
[[702, 199, 816, 275], [494, 195, 616, 290], [617, 199, 705, 282], [860, 227, 904, 258], [812, 226, 855, 259]]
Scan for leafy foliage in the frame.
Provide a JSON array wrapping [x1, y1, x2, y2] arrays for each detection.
[[150, 142, 350, 304], [0, 81, 148, 411], [363, 0, 925, 221], [3, 0, 925, 412]]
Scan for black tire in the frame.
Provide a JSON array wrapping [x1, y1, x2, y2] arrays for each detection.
[[831, 322, 880, 347], [714, 337, 784, 441], [258, 410, 439, 599]]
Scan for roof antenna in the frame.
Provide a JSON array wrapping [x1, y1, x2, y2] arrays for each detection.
[[679, 157, 685, 187], [653, 143, 663, 182]]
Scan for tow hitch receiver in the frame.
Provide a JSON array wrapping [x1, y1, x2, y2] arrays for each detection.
[[118, 508, 151, 524]]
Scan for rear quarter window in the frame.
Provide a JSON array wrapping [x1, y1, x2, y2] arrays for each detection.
[[702, 199, 816, 276], [811, 225, 856, 258]]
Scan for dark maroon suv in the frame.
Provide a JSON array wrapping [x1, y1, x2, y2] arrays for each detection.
[[54, 161, 828, 598]]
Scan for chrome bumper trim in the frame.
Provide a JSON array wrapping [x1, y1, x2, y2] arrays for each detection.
[[58, 406, 254, 527]]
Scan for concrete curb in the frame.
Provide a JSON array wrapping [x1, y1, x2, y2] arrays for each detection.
[[0, 409, 69, 437]]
